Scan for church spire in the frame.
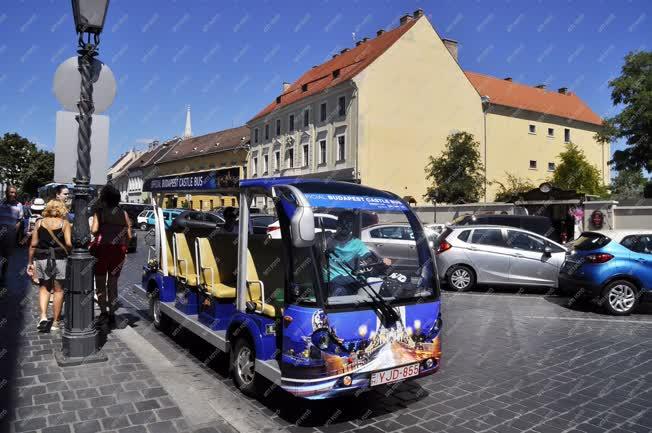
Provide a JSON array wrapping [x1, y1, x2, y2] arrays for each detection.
[[183, 105, 192, 139]]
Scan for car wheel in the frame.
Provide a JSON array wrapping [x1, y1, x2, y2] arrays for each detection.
[[231, 338, 260, 397], [148, 292, 169, 330], [602, 280, 639, 316], [447, 265, 475, 292], [140, 223, 148, 231]]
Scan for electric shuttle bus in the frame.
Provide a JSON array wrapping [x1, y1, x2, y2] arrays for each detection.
[[142, 176, 442, 399]]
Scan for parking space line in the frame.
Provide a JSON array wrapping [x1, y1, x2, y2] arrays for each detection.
[[524, 315, 652, 324]]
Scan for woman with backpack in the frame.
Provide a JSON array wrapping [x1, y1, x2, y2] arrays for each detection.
[[26, 200, 72, 331]]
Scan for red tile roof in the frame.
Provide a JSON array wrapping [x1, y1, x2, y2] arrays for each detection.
[[249, 17, 420, 122], [465, 71, 602, 126], [156, 126, 250, 164]]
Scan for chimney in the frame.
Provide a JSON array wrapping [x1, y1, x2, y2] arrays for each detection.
[[441, 38, 458, 62], [282, 82, 290, 92], [557, 87, 568, 94], [413, 9, 424, 18], [503, 77, 512, 81], [399, 14, 414, 25], [535, 84, 546, 89], [376, 29, 385, 36]]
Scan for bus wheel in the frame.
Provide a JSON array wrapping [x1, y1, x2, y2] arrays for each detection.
[[232, 338, 260, 397], [148, 293, 167, 330]]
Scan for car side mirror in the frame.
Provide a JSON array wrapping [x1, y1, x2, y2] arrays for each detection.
[[543, 246, 552, 256], [291, 205, 315, 248]]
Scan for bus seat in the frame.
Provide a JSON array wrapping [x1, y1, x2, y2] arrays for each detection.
[[196, 237, 236, 299], [165, 231, 176, 277], [245, 250, 277, 318], [173, 233, 199, 286]]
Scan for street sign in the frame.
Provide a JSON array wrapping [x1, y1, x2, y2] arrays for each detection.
[[54, 110, 109, 185], [53, 56, 116, 114]]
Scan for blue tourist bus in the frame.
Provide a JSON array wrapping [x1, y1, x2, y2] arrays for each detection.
[[142, 174, 442, 399]]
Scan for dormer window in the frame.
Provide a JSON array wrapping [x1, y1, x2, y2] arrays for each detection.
[[301, 83, 308, 92], [332, 69, 340, 79], [276, 96, 281, 104]]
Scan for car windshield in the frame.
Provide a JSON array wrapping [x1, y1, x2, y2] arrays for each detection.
[[571, 232, 611, 250], [287, 192, 437, 308]]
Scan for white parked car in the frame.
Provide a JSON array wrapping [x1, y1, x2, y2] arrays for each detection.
[[266, 213, 339, 239], [137, 210, 155, 231], [361, 223, 438, 271]]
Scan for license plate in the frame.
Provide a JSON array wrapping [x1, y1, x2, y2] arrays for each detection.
[[370, 363, 420, 386]]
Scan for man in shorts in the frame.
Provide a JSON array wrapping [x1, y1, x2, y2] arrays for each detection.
[[0, 186, 24, 287]]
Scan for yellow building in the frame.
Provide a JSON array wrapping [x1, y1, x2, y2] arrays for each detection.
[[247, 9, 606, 202], [150, 126, 249, 209]]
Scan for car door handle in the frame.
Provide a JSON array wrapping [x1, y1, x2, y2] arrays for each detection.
[[635, 258, 647, 263], [375, 243, 383, 247], [513, 253, 524, 258]]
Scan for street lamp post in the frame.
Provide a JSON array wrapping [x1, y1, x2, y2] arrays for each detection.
[[55, 0, 110, 366], [481, 95, 491, 203]]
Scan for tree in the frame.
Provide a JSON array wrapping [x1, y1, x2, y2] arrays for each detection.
[[595, 51, 652, 173], [493, 173, 535, 202], [609, 168, 647, 200], [0, 132, 54, 198], [424, 132, 485, 204], [551, 142, 607, 196], [21, 150, 55, 198]]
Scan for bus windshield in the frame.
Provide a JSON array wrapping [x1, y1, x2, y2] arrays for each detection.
[[286, 191, 438, 308]]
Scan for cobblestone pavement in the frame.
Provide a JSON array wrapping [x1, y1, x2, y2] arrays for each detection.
[[1, 248, 222, 433], [115, 241, 652, 433]]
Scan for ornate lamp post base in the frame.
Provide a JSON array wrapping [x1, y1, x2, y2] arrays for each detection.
[[55, 347, 108, 367]]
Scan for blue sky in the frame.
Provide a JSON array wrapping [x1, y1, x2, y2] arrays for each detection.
[[0, 0, 649, 163]]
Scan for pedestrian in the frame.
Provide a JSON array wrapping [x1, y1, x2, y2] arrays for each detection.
[[91, 185, 132, 326], [54, 185, 71, 204], [26, 199, 71, 331], [0, 185, 24, 287]]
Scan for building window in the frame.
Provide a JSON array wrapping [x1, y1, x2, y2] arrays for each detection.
[[287, 148, 294, 168], [547, 128, 554, 137], [338, 96, 346, 116], [529, 124, 536, 134], [303, 144, 309, 167], [252, 157, 258, 175], [264, 124, 269, 140], [548, 162, 556, 171], [337, 135, 345, 161], [274, 151, 280, 171], [529, 160, 537, 169], [289, 114, 295, 132], [263, 154, 269, 174], [254, 128, 259, 144], [303, 109, 309, 127], [320, 102, 327, 122], [275, 119, 281, 136], [301, 83, 308, 92], [319, 140, 327, 165], [564, 128, 571, 142]]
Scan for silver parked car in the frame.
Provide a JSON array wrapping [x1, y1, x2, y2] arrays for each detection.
[[361, 223, 437, 272], [435, 225, 566, 291]]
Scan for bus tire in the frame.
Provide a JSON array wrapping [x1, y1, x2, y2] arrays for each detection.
[[148, 293, 168, 331], [231, 338, 260, 397]]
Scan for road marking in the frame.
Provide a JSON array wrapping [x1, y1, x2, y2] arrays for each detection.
[[524, 315, 652, 324]]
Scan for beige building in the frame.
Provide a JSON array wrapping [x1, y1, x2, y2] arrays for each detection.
[[247, 9, 606, 202]]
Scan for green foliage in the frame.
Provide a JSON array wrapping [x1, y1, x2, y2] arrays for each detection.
[[424, 131, 485, 204], [0, 132, 55, 198], [493, 173, 535, 202], [595, 51, 652, 172], [644, 181, 652, 198], [609, 168, 647, 200], [551, 142, 607, 196]]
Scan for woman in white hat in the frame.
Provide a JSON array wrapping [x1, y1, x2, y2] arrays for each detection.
[[26, 198, 46, 239]]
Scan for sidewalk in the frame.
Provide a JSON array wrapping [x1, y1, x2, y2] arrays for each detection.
[[1, 249, 193, 433]]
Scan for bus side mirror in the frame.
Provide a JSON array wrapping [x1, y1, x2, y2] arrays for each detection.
[[291, 206, 315, 247]]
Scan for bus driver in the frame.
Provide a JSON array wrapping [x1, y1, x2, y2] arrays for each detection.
[[324, 211, 391, 297]]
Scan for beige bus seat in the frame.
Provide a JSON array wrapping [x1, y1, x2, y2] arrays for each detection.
[[245, 249, 277, 318], [196, 237, 236, 299], [173, 233, 199, 286], [164, 231, 176, 277]]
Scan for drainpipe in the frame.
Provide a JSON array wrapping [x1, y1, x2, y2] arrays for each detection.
[[481, 96, 491, 202]]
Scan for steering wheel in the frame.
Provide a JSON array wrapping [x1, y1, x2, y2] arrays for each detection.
[[353, 257, 389, 278]]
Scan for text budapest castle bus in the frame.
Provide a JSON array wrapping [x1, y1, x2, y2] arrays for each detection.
[[142, 174, 442, 399]]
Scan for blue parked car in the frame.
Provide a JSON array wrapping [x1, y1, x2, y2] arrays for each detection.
[[559, 230, 652, 315], [148, 209, 183, 229]]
